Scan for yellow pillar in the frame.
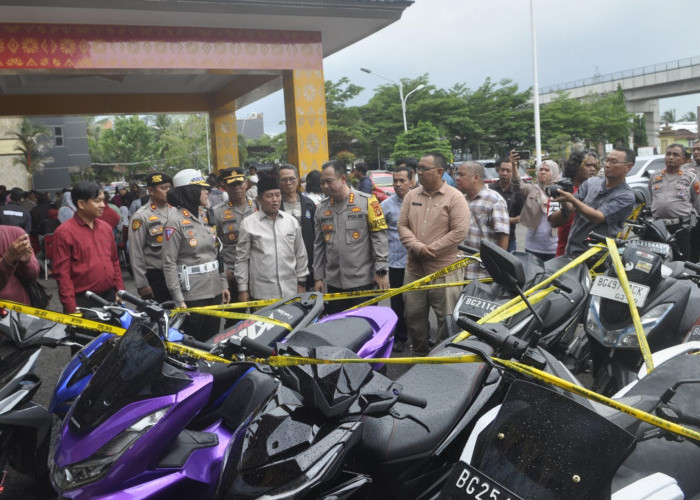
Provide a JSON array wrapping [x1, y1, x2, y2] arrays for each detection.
[[283, 69, 329, 178], [209, 103, 239, 173]]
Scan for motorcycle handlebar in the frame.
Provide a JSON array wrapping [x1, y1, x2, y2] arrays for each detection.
[[397, 391, 428, 409], [181, 335, 214, 352], [587, 232, 625, 247], [240, 336, 275, 358], [117, 290, 147, 309], [458, 244, 479, 255], [85, 290, 111, 307], [684, 261, 700, 274]]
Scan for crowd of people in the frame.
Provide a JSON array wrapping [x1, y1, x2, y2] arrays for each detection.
[[1, 139, 699, 354]]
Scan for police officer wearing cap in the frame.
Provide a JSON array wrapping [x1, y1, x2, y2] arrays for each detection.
[[128, 172, 175, 302], [210, 169, 256, 302], [313, 160, 389, 314], [163, 168, 230, 340], [649, 143, 700, 260]]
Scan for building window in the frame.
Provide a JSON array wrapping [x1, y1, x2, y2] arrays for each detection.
[[54, 126, 64, 147]]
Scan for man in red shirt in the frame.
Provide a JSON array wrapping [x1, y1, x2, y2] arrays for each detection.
[[53, 181, 124, 313]]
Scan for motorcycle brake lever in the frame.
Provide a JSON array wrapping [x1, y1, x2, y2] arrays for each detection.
[[447, 341, 499, 370]]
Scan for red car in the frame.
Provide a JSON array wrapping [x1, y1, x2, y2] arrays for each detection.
[[369, 170, 395, 202]]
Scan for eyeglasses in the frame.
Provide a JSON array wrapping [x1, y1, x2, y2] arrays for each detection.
[[279, 177, 297, 183], [417, 166, 440, 172], [604, 158, 629, 166]]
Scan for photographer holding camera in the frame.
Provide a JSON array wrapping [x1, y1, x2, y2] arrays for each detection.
[[510, 154, 561, 261], [548, 146, 635, 257]]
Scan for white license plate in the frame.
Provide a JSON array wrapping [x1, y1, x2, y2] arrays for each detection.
[[441, 461, 523, 500], [590, 276, 649, 307], [460, 297, 501, 314], [629, 240, 671, 255]]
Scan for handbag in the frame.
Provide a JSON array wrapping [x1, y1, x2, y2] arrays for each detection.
[[24, 280, 50, 309]]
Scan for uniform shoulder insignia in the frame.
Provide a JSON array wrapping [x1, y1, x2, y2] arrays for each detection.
[[150, 203, 157, 210], [367, 195, 388, 232], [131, 219, 142, 230], [695, 181, 700, 195], [181, 209, 191, 217]]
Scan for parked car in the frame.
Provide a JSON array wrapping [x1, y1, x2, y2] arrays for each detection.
[[368, 170, 394, 201], [625, 155, 665, 205]]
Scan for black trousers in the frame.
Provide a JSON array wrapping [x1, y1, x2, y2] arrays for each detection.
[[389, 267, 407, 342], [181, 295, 223, 342], [145, 268, 172, 304], [325, 284, 374, 316]]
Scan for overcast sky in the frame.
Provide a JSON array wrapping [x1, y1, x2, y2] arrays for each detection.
[[239, 0, 700, 135]]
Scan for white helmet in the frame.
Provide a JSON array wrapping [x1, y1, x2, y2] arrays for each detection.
[[172, 169, 208, 188]]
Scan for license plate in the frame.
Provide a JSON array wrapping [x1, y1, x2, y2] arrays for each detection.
[[460, 296, 501, 314], [440, 461, 523, 500], [629, 240, 670, 255], [590, 276, 649, 307]]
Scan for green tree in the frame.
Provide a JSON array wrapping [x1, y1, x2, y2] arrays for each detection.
[[13, 118, 53, 188], [325, 77, 366, 157], [633, 114, 649, 148], [661, 109, 676, 125], [681, 111, 697, 122], [156, 114, 209, 173], [247, 132, 287, 165], [98, 116, 156, 176], [588, 87, 632, 146], [391, 121, 452, 162]]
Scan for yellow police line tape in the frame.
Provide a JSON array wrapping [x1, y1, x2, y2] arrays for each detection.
[[0, 299, 231, 365], [349, 255, 481, 310], [176, 278, 493, 314], [606, 237, 655, 374], [252, 351, 700, 444]]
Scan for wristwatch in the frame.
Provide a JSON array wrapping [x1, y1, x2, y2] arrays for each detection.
[[376, 269, 388, 276]]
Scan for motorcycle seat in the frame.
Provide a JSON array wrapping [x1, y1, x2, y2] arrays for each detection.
[[360, 340, 492, 462], [284, 318, 372, 351], [197, 361, 253, 408]]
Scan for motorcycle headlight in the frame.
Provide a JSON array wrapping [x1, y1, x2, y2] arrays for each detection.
[[52, 406, 169, 491], [585, 299, 672, 349]]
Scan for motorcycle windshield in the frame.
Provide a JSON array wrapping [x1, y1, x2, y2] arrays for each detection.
[[6, 310, 67, 348], [69, 320, 188, 435], [472, 380, 635, 500]]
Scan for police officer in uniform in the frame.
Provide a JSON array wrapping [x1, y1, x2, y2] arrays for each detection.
[[128, 172, 174, 302], [313, 160, 389, 314], [163, 169, 230, 340], [210, 169, 256, 301], [649, 143, 700, 260]]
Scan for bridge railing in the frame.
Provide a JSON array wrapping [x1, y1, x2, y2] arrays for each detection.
[[540, 55, 700, 94]]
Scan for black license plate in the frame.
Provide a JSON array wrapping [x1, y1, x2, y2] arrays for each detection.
[[440, 461, 523, 500], [460, 296, 501, 314]]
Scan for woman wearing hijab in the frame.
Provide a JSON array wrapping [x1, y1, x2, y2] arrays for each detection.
[[162, 169, 230, 341], [57, 190, 77, 224], [511, 155, 561, 261]]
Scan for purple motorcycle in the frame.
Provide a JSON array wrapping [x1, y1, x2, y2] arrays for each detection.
[[50, 298, 396, 498]]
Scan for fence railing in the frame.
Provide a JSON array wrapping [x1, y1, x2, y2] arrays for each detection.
[[540, 55, 700, 95]]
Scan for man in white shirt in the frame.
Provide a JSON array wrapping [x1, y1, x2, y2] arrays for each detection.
[[235, 175, 308, 300]]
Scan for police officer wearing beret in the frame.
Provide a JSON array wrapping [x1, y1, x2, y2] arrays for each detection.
[[210, 169, 256, 304], [163, 169, 230, 340], [313, 160, 389, 314], [128, 172, 175, 302], [648, 143, 700, 260]]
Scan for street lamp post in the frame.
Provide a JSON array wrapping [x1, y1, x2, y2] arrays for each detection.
[[361, 68, 425, 133]]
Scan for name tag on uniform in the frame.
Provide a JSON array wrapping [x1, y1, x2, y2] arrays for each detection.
[[411, 202, 423, 206]]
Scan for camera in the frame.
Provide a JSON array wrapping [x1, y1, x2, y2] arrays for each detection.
[[545, 178, 574, 198], [514, 150, 531, 160]]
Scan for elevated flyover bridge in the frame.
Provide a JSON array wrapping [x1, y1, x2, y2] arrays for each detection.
[[539, 56, 700, 147]]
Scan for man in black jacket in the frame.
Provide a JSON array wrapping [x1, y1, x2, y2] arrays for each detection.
[[278, 164, 316, 289]]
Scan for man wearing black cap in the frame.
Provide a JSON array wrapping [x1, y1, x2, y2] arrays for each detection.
[[235, 175, 308, 300], [210, 169, 256, 302], [128, 172, 175, 301]]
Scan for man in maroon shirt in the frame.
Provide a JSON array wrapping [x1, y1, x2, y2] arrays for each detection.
[[53, 181, 124, 313]]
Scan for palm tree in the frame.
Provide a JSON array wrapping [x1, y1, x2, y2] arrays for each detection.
[[12, 119, 53, 188], [661, 109, 676, 125], [681, 111, 697, 122]]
